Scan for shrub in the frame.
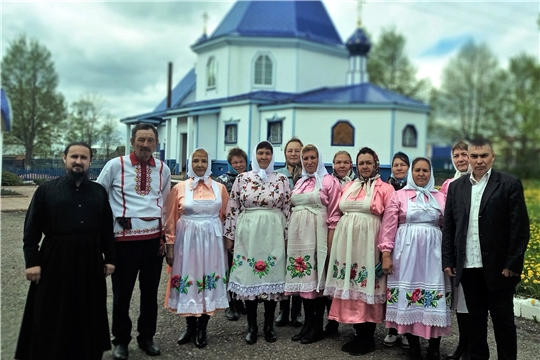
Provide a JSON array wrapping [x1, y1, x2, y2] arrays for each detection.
[[1, 171, 23, 186]]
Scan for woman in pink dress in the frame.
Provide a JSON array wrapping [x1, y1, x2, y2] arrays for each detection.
[[284, 144, 341, 344], [324, 147, 394, 356], [164, 148, 229, 349], [379, 157, 451, 360]]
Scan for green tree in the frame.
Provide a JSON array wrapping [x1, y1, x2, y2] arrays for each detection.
[[438, 40, 502, 140], [65, 93, 105, 147], [1, 35, 66, 167], [99, 116, 121, 159], [367, 27, 428, 99], [497, 53, 540, 177]]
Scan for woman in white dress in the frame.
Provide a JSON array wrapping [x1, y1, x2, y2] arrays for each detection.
[[379, 157, 452, 360], [164, 148, 229, 349], [224, 141, 291, 344], [284, 144, 341, 344]]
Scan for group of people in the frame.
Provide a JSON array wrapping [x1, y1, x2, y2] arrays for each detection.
[[16, 124, 530, 360]]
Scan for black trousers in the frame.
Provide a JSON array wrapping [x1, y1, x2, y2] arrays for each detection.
[[460, 268, 517, 360], [112, 238, 164, 345]]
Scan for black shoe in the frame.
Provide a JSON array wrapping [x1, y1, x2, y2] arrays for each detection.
[[427, 349, 440, 360], [177, 317, 197, 345], [290, 310, 303, 327], [225, 306, 240, 321], [291, 322, 311, 342], [245, 325, 258, 345], [341, 336, 358, 353], [323, 320, 339, 336], [409, 347, 423, 360], [196, 315, 210, 348], [137, 339, 161, 356], [300, 326, 324, 344], [349, 340, 376, 356], [264, 324, 277, 343], [275, 309, 289, 327], [113, 344, 128, 360]]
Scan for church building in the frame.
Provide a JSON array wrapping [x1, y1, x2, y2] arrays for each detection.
[[121, 0, 429, 175]]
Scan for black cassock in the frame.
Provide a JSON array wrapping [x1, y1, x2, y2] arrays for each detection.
[[15, 175, 115, 360]]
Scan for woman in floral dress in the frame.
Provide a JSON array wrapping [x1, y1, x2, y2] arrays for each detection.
[[284, 144, 341, 344], [224, 140, 291, 345], [164, 148, 229, 349], [379, 157, 451, 360], [324, 147, 394, 356]]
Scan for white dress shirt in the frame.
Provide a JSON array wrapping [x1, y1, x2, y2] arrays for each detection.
[[464, 169, 492, 268]]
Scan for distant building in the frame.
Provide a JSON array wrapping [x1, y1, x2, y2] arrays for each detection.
[[121, 0, 429, 175]]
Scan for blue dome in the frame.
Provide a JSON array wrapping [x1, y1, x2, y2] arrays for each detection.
[[208, 0, 342, 46], [346, 27, 371, 56]]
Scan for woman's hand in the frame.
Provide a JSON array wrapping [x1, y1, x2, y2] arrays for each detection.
[[165, 244, 174, 267], [382, 252, 394, 275]]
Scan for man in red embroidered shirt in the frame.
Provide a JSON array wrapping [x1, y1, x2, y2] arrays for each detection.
[[97, 123, 171, 360]]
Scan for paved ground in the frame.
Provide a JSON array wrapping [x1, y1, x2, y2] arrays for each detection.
[[2, 187, 540, 359]]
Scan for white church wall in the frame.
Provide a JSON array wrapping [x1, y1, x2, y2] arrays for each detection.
[[195, 46, 229, 101], [392, 110, 427, 162], [258, 109, 295, 164], [214, 104, 252, 161], [296, 48, 348, 92], [293, 108, 394, 166], [195, 114, 219, 157]]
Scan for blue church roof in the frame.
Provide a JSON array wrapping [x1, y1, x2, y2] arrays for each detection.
[[153, 68, 196, 112], [208, 0, 342, 46]]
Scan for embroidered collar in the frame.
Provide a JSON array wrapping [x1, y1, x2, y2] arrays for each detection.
[[130, 152, 156, 167]]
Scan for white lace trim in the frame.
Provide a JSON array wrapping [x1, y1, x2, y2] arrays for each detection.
[[284, 280, 322, 293], [228, 281, 284, 296], [167, 298, 229, 314], [385, 308, 452, 328], [324, 286, 386, 304]]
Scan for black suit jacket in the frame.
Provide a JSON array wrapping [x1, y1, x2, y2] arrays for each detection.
[[442, 170, 530, 290]]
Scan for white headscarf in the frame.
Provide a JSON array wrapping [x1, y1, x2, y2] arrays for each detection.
[[187, 147, 212, 189], [251, 141, 275, 182], [451, 149, 472, 180], [296, 145, 328, 189], [404, 157, 441, 212]]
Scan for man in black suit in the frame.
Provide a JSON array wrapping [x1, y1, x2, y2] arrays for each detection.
[[442, 138, 529, 360]]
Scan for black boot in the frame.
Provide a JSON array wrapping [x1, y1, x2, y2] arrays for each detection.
[[245, 300, 258, 345], [349, 322, 376, 356], [407, 334, 422, 360], [290, 295, 303, 327], [292, 298, 313, 341], [341, 324, 360, 352], [427, 337, 441, 360], [225, 300, 239, 321], [275, 298, 290, 326], [195, 314, 210, 348], [263, 300, 278, 342], [177, 316, 197, 345], [447, 312, 468, 360], [301, 297, 325, 344], [235, 299, 247, 315], [323, 298, 339, 336]]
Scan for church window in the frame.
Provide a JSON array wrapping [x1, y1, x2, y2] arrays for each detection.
[[331, 120, 355, 146], [207, 57, 216, 89], [225, 124, 237, 144], [267, 120, 282, 144], [402, 125, 417, 147], [254, 54, 273, 86]]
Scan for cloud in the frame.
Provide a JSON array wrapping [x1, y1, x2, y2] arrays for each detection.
[[419, 34, 473, 58]]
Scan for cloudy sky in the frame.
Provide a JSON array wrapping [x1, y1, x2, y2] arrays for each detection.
[[2, 0, 538, 123]]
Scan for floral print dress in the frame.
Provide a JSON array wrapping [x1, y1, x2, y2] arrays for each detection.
[[224, 171, 291, 301]]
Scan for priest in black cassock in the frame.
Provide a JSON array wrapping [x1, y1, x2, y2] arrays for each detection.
[[15, 142, 116, 360]]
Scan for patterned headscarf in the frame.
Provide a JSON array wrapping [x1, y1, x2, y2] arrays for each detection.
[[404, 157, 441, 213], [187, 147, 212, 189], [389, 151, 410, 183], [296, 145, 328, 189], [351, 147, 381, 197], [251, 141, 275, 182]]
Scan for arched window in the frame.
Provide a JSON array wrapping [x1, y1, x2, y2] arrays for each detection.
[[207, 57, 216, 89], [254, 54, 273, 86], [402, 125, 417, 147], [331, 120, 355, 146]]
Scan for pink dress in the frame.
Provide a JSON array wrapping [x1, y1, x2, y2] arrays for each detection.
[[378, 190, 452, 339], [284, 174, 341, 298], [324, 178, 394, 324]]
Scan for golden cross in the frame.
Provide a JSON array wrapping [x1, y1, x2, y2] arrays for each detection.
[[357, 0, 365, 28], [202, 12, 209, 35]]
